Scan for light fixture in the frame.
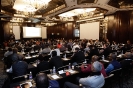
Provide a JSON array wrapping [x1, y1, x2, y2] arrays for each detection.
[[13, 0, 51, 17], [58, 8, 96, 17], [23, 0, 51, 10]]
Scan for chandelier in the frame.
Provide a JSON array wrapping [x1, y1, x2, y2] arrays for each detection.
[[13, 0, 51, 17], [23, 0, 51, 10]]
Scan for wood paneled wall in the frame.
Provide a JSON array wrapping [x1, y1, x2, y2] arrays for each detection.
[[47, 22, 77, 39], [106, 11, 133, 43], [1, 11, 133, 44]]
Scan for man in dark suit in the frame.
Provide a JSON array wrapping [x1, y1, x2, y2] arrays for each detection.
[[37, 56, 49, 72], [120, 52, 132, 68], [49, 51, 63, 69], [71, 47, 85, 65], [100, 44, 112, 58], [7, 48, 25, 67], [9, 55, 28, 77]]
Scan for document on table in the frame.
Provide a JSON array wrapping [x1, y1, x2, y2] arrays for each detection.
[[51, 75, 60, 79]]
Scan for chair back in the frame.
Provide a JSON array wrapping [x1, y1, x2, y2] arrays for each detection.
[[12, 74, 29, 83], [39, 69, 50, 74], [110, 68, 122, 78], [102, 74, 114, 88], [57, 65, 69, 72]]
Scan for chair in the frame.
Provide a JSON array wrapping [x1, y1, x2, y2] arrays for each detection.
[[39, 69, 50, 74], [109, 68, 122, 88], [12, 74, 30, 83], [121, 66, 132, 84], [102, 74, 114, 88], [57, 65, 69, 72]]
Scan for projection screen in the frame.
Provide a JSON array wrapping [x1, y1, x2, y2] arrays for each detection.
[[23, 27, 41, 38], [41, 27, 47, 39], [80, 22, 99, 40], [13, 26, 20, 40]]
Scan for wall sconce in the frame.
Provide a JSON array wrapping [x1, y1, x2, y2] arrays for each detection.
[[57, 33, 59, 35], [52, 33, 54, 35], [10, 30, 13, 33]]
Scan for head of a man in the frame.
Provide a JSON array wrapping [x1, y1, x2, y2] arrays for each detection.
[[91, 61, 102, 72], [91, 55, 99, 63], [75, 47, 79, 52], [108, 53, 116, 61], [125, 52, 132, 59], [13, 48, 18, 53], [35, 73, 49, 88], [52, 51, 57, 57]]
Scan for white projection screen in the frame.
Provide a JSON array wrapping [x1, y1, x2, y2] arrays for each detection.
[[41, 27, 47, 39], [80, 22, 99, 40], [13, 26, 20, 40], [23, 27, 41, 38]]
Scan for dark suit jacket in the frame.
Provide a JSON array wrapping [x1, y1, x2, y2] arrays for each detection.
[[120, 59, 132, 68], [103, 47, 112, 58], [49, 56, 63, 69], [12, 61, 28, 77], [71, 50, 85, 63], [37, 61, 49, 72]]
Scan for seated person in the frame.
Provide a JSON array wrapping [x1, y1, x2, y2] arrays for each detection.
[[120, 52, 133, 69], [4, 47, 13, 57], [7, 48, 25, 68], [105, 53, 121, 75], [8, 55, 28, 77], [38, 52, 49, 61], [49, 46, 61, 57], [88, 45, 99, 59], [64, 61, 105, 88], [100, 44, 112, 58], [49, 51, 63, 69], [41, 44, 51, 54], [35, 73, 59, 88], [35, 73, 49, 88], [37, 57, 49, 72], [71, 47, 85, 65], [81, 55, 107, 77]]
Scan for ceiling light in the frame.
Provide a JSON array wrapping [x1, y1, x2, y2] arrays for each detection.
[[58, 8, 96, 17], [13, 0, 51, 17]]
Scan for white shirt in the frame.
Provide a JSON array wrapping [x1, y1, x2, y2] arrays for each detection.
[[72, 44, 80, 52], [79, 74, 105, 88]]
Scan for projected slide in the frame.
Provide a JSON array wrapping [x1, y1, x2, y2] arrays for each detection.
[[23, 27, 41, 38], [80, 22, 99, 40]]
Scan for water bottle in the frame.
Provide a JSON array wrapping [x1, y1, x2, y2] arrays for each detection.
[[84, 59, 87, 64], [64, 53, 66, 58], [53, 66, 56, 75], [121, 50, 123, 54], [68, 63, 71, 70], [29, 71, 32, 80], [102, 55, 105, 60]]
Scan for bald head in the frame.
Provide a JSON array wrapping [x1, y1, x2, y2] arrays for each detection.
[[125, 52, 132, 58], [35, 73, 49, 88]]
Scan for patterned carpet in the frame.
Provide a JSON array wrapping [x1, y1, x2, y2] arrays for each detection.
[[0, 50, 8, 88], [113, 76, 133, 88]]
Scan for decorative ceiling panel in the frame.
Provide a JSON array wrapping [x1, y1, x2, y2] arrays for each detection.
[[77, 0, 97, 4], [108, 0, 133, 8]]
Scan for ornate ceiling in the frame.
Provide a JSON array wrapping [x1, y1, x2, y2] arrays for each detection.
[[1, 0, 133, 23]]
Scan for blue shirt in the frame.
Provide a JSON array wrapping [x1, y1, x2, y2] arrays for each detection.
[[105, 64, 114, 75]]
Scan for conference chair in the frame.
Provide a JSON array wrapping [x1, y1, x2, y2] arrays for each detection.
[[109, 68, 122, 88], [12, 74, 30, 83], [39, 69, 50, 74], [57, 65, 69, 72], [102, 74, 114, 88]]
